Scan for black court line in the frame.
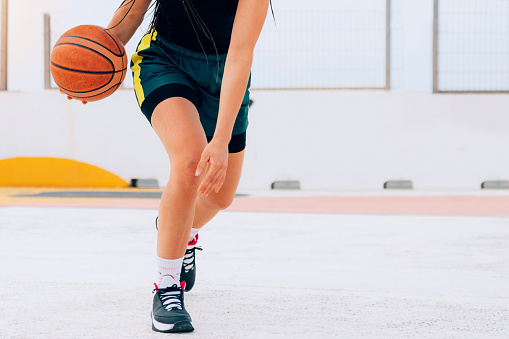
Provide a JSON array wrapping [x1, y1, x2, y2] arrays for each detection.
[[14, 192, 249, 199]]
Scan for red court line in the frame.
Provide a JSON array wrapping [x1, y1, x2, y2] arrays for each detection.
[[229, 196, 509, 216], [1, 196, 508, 216]]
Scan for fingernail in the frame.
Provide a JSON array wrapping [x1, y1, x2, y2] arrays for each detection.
[[195, 171, 200, 176]]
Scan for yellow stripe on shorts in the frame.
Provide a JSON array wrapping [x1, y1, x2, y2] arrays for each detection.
[[131, 30, 158, 107]]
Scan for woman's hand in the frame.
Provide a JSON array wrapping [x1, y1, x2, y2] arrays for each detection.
[[195, 138, 229, 197], [60, 89, 87, 105]]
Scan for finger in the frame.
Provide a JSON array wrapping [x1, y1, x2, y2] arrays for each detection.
[[198, 166, 222, 196], [82, 101, 88, 105], [197, 165, 217, 195], [210, 168, 228, 195], [67, 96, 72, 100], [199, 169, 221, 196], [207, 166, 227, 196], [203, 169, 225, 196], [205, 172, 223, 197], [215, 172, 227, 194], [195, 153, 209, 176]]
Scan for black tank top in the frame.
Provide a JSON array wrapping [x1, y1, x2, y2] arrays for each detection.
[[155, 0, 239, 54]]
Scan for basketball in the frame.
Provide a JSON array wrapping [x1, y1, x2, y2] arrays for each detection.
[[50, 25, 127, 102]]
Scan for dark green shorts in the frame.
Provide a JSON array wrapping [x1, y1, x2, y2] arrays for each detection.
[[130, 30, 250, 141]]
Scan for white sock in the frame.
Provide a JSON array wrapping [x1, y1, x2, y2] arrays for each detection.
[[156, 256, 183, 288], [188, 228, 200, 243]]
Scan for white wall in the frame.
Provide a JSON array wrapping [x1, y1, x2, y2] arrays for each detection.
[[243, 90, 509, 190], [1, 0, 508, 191], [1, 89, 508, 191]]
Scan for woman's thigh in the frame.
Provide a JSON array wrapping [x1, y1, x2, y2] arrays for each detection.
[[151, 97, 208, 165], [151, 96, 245, 202]]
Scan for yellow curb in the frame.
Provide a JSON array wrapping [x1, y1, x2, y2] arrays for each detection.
[[0, 157, 129, 188]]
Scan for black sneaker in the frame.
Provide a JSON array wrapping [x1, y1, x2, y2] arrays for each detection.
[[151, 276, 194, 333], [180, 234, 202, 292]]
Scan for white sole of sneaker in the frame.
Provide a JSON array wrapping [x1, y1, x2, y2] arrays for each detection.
[[151, 313, 194, 333]]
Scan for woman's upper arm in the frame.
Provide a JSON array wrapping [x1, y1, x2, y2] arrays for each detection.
[[108, 0, 152, 44], [229, 0, 271, 57], [117, 0, 152, 20]]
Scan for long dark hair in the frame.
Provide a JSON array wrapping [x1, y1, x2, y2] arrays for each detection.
[[149, 0, 218, 59], [109, 0, 275, 55], [109, 0, 274, 79]]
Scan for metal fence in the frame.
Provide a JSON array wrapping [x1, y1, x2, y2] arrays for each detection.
[[43, 1, 391, 91], [433, 0, 509, 93], [252, 1, 390, 90], [0, 0, 8, 90]]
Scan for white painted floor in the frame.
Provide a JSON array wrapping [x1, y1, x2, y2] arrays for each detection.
[[0, 206, 508, 338]]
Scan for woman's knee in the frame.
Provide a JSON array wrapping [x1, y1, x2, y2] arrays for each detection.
[[170, 153, 203, 183], [177, 155, 201, 173], [201, 193, 235, 211]]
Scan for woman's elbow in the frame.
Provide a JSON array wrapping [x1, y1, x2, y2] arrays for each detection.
[[227, 46, 254, 64]]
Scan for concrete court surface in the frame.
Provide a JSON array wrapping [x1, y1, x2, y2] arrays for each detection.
[[0, 192, 509, 338]]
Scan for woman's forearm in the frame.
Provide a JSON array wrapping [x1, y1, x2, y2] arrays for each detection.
[[213, 0, 269, 143], [214, 55, 253, 143]]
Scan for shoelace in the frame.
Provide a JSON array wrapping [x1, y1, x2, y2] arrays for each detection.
[[155, 285, 183, 311], [182, 246, 203, 273]]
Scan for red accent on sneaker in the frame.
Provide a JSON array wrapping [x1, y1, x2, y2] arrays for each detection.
[[154, 283, 159, 291], [188, 233, 199, 246], [180, 281, 186, 290]]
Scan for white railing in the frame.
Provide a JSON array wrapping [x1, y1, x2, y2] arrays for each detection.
[[43, 1, 392, 91], [433, 0, 509, 93], [0, 0, 8, 90], [251, 2, 391, 90]]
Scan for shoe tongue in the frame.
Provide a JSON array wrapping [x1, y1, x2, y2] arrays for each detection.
[[188, 233, 199, 247], [159, 275, 179, 289]]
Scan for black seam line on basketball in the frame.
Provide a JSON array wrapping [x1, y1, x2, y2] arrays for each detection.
[[71, 82, 121, 99], [53, 64, 118, 95], [101, 30, 124, 57], [56, 77, 121, 97], [53, 42, 115, 73], [54, 69, 112, 94], [110, 29, 125, 82], [69, 82, 122, 99], [51, 62, 126, 75], [54, 77, 113, 95], [55, 72, 126, 94], [59, 35, 125, 57], [121, 37, 125, 80]]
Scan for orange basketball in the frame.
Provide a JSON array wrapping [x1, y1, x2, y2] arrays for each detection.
[[50, 25, 127, 102]]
